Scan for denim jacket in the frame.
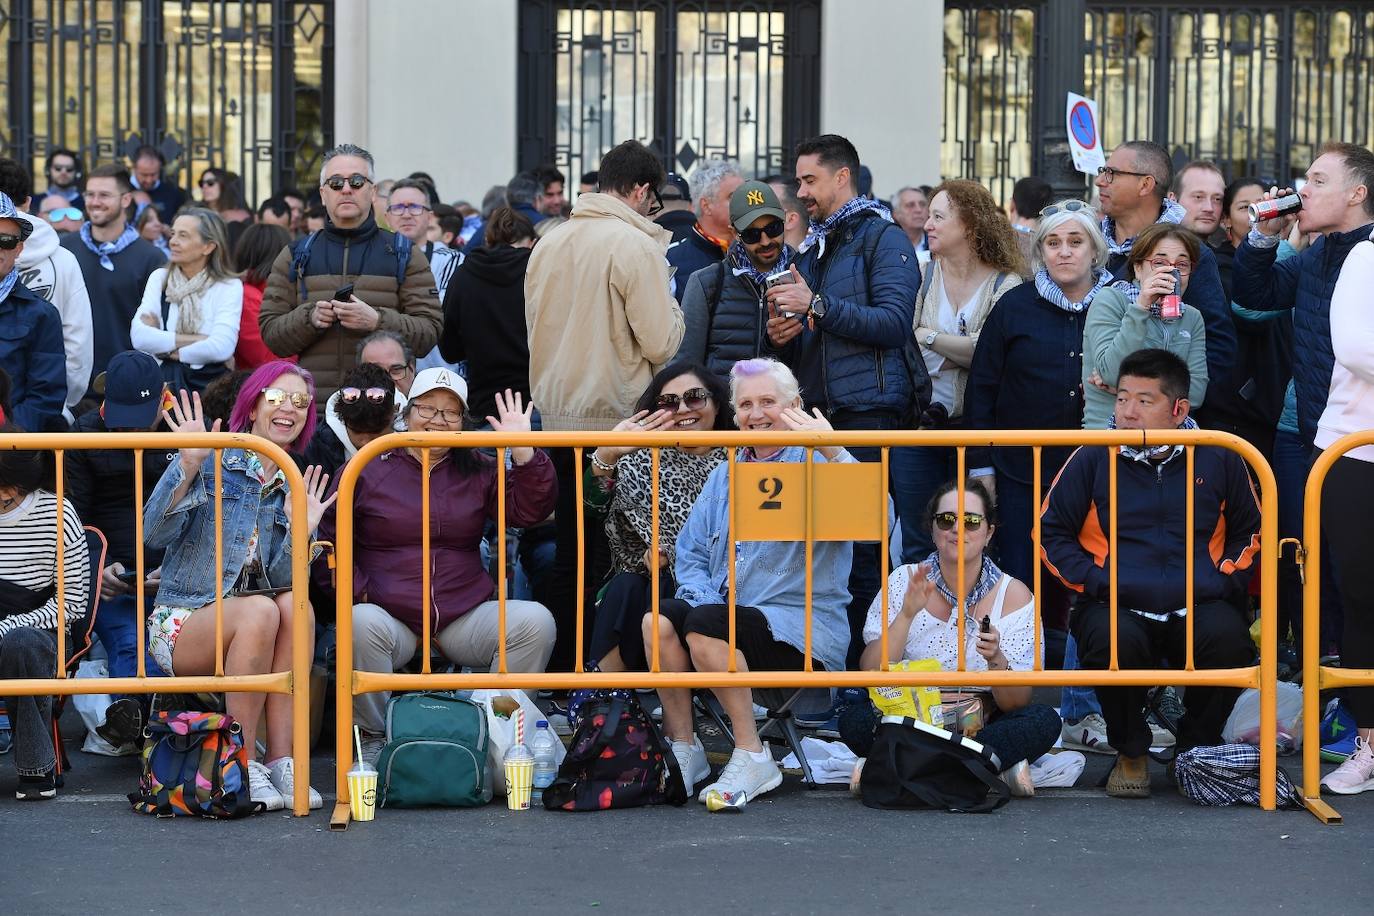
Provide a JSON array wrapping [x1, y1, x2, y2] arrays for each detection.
[[143, 449, 294, 608], [673, 446, 854, 674]]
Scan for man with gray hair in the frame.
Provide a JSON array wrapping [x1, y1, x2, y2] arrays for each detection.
[[259, 143, 442, 401], [666, 157, 745, 302], [467, 171, 547, 249]]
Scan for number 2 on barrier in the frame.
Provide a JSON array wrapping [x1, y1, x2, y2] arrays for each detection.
[[758, 476, 784, 510], [735, 463, 884, 542]]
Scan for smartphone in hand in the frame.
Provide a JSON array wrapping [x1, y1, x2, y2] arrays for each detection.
[[333, 283, 355, 302]]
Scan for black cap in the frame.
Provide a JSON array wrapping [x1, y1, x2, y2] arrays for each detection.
[[101, 351, 165, 429], [660, 173, 691, 203]]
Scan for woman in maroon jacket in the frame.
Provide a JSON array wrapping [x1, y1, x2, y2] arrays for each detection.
[[320, 366, 557, 762]]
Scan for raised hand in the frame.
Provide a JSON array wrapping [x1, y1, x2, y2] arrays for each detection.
[[779, 406, 834, 433], [163, 389, 221, 476], [485, 389, 534, 435], [284, 464, 339, 534], [900, 563, 935, 620]]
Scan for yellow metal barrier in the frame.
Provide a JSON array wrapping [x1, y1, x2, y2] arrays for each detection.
[[329, 428, 1280, 828], [0, 433, 315, 816], [1299, 431, 1374, 825]]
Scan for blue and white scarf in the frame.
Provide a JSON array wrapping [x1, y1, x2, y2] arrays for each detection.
[[925, 550, 1003, 620], [798, 196, 892, 259], [0, 265, 18, 305], [1034, 267, 1114, 314], [1101, 197, 1187, 259], [1109, 413, 1200, 464], [729, 238, 794, 289], [79, 222, 139, 271]]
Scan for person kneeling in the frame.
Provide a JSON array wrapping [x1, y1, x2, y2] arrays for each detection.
[[842, 478, 1060, 797], [649, 358, 853, 804], [1041, 349, 1260, 798]]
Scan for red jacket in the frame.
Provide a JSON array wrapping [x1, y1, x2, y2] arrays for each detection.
[[319, 448, 556, 634], [235, 280, 294, 369]]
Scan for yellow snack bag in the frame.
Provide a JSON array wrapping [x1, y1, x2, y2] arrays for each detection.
[[868, 659, 944, 725]]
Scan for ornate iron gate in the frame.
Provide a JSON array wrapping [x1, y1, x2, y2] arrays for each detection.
[[518, 0, 821, 184], [3, 0, 332, 204]]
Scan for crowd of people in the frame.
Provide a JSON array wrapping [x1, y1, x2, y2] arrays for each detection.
[[0, 128, 1372, 810]]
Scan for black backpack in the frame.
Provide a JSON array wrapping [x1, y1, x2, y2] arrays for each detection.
[[860, 715, 1010, 813], [543, 693, 688, 811]]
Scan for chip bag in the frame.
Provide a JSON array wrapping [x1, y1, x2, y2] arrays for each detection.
[[869, 659, 944, 725]]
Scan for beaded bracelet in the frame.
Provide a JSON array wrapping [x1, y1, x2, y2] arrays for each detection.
[[590, 450, 619, 474]]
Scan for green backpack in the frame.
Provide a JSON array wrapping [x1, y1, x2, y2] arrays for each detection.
[[376, 692, 493, 808]]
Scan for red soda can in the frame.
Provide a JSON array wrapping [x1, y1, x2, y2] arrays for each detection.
[[1160, 268, 1182, 320], [1248, 194, 1302, 223]]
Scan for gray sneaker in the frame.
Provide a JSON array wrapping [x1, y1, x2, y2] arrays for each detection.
[[1061, 713, 1115, 754], [671, 736, 711, 792]]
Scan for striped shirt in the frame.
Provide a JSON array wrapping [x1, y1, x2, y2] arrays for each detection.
[[0, 490, 89, 639]]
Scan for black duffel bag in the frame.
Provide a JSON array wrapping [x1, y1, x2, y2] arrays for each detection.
[[859, 715, 1010, 813]]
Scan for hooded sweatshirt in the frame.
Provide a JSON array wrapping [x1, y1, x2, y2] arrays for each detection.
[[15, 212, 93, 412], [440, 243, 533, 420]]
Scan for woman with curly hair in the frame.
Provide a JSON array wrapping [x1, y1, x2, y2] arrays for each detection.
[[894, 179, 1024, 561]]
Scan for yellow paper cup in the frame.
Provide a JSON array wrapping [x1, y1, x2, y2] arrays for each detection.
[[505, 758, 534, 810], [348, 767, 378, 822]]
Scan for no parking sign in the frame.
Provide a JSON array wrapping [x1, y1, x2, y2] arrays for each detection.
[[1066, 92, 1106, 175]]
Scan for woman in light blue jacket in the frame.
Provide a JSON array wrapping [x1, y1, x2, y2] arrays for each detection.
[[648, 357, 854, 806]]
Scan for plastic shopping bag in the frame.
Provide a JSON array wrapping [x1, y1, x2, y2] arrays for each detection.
[[1223, 682, 1303, 754], [471, 688, 566, 795], [73, 659, 136, 756]]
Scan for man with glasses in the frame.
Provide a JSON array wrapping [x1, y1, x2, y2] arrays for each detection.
[[357, 330, 416, 402], [666, 158, 744, 304], [33, 149, 84, 214], [1094, 140, 1233, 412], [525, 138, 684, 672], [38, 195, 84, 236], [258, 143, 442, 402], [0, 191, 68, 431], [128, 145, 188, 224], [676, 180, 795, 381]]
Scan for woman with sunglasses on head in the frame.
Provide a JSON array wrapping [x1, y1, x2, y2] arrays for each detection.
[[302, 361, 398, 479], [587, 361, 732, 673], [844, 478, 1060, 796], [1082, 223, 1208, 429], [143, 361, 333, 812]]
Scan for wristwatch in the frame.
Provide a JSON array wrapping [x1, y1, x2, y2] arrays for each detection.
[[924, 331, 939, 347], [808, 293, 827, 321]]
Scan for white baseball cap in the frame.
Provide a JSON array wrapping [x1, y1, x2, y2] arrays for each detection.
[[407, 366, 469, 408]]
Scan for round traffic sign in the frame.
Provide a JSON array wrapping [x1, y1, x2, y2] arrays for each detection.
[[1069, 101, 1096, 148]]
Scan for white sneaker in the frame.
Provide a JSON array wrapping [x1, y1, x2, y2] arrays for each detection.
[[1061, 713, 1115, 754], [268, 756, 323, 810], [359, 731, 386, 768], [247, 760, 285, 812], [697, 747, 783, 804], [1321, 735, 1374, 795], [671, 736, 711, 792]]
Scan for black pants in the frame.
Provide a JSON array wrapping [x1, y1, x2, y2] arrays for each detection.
[[1073, 599, 1253, 757], [1322, 453, 1374, 726], [589, 571, 676, 670], [655, 599, 814, 671], [545, 447, 610, 673]]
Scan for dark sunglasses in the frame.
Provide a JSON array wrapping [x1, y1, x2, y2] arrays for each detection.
[[932, 511, 986, 531], [0, 234, 21, 250], [655, 388, 711, 412], [739, 219, 785, 245], [340, 386, 389, 404], [323, 173, 372, 192], [199, 177, 218, 187]]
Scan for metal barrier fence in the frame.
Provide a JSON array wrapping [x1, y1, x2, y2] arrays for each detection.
[[1300, 432, 1374, 825], [0, 433, 314, 816], [329, 427, 1279, 828]]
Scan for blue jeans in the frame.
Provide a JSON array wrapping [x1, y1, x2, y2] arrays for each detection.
[[1274, 428, 1342, 659], [1059, 632, 1101, 722], [92, 594, 167, 689], [890, 444, 959, 564]]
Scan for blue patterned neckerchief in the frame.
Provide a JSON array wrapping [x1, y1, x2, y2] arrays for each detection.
[[728, 238, 793, 289], [797, 196, 892, 259], [1034, 267, 1114, 314], [1101, 197, 1187, 258], [925, 550, 1003, 622], [1109, 413, 1200, 464], [0, 263, 18, 304], [79, 222, 139, 271]]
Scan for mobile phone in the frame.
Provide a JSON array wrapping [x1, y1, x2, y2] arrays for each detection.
[[232, 586, 292, 598], [115, 570, 140, 586], [333, 283, 355, 302], [765, 270, 794, 290], [980, 615, 991, 634]]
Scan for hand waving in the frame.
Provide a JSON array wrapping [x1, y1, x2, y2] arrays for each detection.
[[163, 389, 221, 476], [485, 389, 537, 465], [284, 465, 338, 534], [779, 406, 834, 433]]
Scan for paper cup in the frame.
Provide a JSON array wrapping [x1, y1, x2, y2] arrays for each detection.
[[505, 758, 534, 810], [348, 766, 378, 822]]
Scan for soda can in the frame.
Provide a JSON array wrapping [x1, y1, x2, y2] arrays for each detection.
[[704, 788, 748, 812], [1249, 194, 1302, 223]]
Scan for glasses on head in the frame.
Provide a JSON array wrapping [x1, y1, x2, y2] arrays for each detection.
[[739, 219, 785, 245], [382, 363, 412, 382], [1096, 165, 1152, 185], [340, 387, 389, 404], [0, 234, 21, 251], [932, 511, 986, 532], [386, 203, 430, 216], [411, 403, 463, 424], [46, 207, 82, 223], [647, 187, 664, 217], [655, 388, 712, 412], [323, 173, 372, 192], [1039, 200, 1091, 218], [1146, 256, 1192, 274], [261, 387, 312, 410], [199, 177, 218, 188]]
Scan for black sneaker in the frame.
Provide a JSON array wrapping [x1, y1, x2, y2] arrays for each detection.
[[97, 697, 143, 748], [16, 771, 56, 800]]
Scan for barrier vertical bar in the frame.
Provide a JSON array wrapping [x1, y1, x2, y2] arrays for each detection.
[[421, 447, 432, 674], [1108, 446, 1118, 671], [879, 446, 890, 669], [1185, 446, 1196, 670], [575, 446, 586, 669], [650, 447, 661, 673], [956, 446, 966, 672], [54, 450, 66, 674], [332, 440, 360, 829], [134, 449, 146, 679], [1256, 446, 1279, 812], [497, 447, 508, 675], [1302, 451, 1326, 813], [289, 452, 311, 817], [727, 446, 737, 672], [1032, 445, 1042, 671], [803, 446, 814, 672], [214, 455, 224, 677]]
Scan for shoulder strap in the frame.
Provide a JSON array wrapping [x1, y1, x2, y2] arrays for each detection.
[[290, 231, 320, 303], [394, 233, 413, 288], [991, 574, 1013, 617]]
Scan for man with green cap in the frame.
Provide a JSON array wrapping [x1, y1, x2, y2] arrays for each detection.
[[675, 179, 795, 380]]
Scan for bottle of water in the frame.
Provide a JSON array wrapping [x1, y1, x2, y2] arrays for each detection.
[[530, 719, 558, 804]]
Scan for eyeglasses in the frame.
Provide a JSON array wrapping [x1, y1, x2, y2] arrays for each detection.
[[261, 387, 313, 410], [381, 363, 413, 382], [0, 234, 20, 250], [647, 187, 664, 217], [1039, 200, 1091, 218], [932, 511, 986, 532], [199, 177, 218, 188], [386, 203, 431, 216], [1096, 165, 1152, 185], [323, 174, 372, 192], [340, 386, 389, 404], [739, 219, 785, 245], [410, 403, 463, 424], [655, 388, 712, 412], [46, 207, 82, 223], [1146, 256, 1192, 274]]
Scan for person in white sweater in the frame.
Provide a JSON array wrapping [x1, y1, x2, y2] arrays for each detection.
[[1318, 229, 1374, 795], [129, 207, 242, 390]]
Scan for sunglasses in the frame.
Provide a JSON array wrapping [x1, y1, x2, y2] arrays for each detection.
[[655, 388, 711, 412], [340, 386, 389, 404], [1039, 199, 1091, 218], [199, 177, 218, 187], [323, 174, 372, 192], [50, 163, 77, 173], [739, 219, 785, 245], [46, 207, 82, 223], [932, 511, 986, 531], [0, 234, 21, 251], [261, 387, 313, 410]]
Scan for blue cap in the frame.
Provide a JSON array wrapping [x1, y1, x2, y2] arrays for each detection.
[[0, 191, 33, 240], [536, 719, 549, 728], [102, 351, 165, 429]]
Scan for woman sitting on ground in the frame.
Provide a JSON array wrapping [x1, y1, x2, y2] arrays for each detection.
[[587, 361, 730, 672], [144, 362, 332, 812], [841, 477, 1060, 796]]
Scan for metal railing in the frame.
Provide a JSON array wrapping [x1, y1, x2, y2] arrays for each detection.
[[328, 427, 1280, 827], [0, 433, 314, 816]]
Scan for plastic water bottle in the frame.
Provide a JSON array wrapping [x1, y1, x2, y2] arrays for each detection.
[[530, 719, 558, 804]]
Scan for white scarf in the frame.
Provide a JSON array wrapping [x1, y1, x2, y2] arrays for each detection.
[[164, 266, 213, 335]]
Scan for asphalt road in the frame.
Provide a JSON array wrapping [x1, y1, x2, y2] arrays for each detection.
[[0, 705, 1369, 915]]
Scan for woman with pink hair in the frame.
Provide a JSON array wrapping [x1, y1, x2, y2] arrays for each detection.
[[143, 361, 331, 812]]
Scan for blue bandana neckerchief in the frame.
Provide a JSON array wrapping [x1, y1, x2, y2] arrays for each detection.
[[1109, 413, 1200, 464], [1101, 197, 1187, 259], [729, 238, 793, 289], [925, 550, 1002, 623], [1034, 267, 1114, 314], [79, 222, 139, 271], [0, 266, 18, 305], [798, 196, 892, 259]]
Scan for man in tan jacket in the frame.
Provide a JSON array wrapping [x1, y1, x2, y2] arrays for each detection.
[[524, 139, 684, 670]]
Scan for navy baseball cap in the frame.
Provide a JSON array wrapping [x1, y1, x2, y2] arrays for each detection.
[[102, 351, 165, 429], [660, 173, 691, 203]]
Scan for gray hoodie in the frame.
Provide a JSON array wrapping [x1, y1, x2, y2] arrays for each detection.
[[16, 211, 93, 413]]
